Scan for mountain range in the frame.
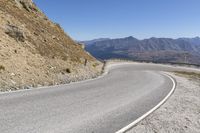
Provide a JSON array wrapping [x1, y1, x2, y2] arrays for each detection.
[[83, 36, 200, 65]]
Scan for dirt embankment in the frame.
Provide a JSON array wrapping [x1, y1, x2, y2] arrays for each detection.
[[0, 0, 103, 91]]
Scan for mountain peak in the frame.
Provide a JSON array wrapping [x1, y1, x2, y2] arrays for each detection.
[[124, 36, 138, 41], [127, 36, 134, 38]]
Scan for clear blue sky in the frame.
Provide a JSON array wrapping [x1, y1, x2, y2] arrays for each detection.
[[34, 0, 200, 40]]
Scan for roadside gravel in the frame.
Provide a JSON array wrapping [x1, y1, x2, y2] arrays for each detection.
[[128, 73, 200, 133]]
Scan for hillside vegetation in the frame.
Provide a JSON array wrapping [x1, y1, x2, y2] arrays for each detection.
[[0, 0, 103, 91]]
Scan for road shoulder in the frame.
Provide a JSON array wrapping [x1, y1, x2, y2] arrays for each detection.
[[128, 72, 200, 133]]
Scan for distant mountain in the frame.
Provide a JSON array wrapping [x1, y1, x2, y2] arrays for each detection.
[[178, 37, 200, 46], [84, 36, 200, 65], [79, 38, 110, 45]]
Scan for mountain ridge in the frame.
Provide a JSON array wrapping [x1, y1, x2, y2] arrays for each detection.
[[83, 36, 200, 65]]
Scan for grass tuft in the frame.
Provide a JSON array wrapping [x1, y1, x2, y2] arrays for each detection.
[[174, 71, 200, 80], [0, 65, 5, 71]]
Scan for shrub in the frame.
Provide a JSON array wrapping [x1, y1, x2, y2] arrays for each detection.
[[65, 68, 71, 73], [14, 49, 17, 53], [93, 63, 99, 68], [0, 65, 5, 71]]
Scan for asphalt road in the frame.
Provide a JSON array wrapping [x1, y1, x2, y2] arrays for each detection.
[[0, 63, 197, 133]]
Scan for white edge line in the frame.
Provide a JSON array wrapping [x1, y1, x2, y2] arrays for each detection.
[[115, 72, 176, 133]]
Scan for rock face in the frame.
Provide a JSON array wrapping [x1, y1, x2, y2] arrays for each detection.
[[14, 0, 34, 11], [84, 36, 200, 65], [0, 0, 103, 91], [5, 24, 25, 42]]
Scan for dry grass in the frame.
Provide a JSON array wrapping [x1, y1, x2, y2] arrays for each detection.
[[0, 0, 95, 62], [0, 0, 103, 91], [174, 71, 200, 80]]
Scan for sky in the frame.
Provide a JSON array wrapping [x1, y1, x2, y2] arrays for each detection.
[[34, 0, 200, 40]]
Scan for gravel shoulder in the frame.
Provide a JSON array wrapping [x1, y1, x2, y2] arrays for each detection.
[[128, 72, 200, 133]]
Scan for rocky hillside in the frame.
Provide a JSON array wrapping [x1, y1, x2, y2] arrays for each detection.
[[0, 0, 103, 91], [84, 36, 200, 65]]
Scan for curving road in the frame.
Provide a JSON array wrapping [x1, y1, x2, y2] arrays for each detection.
[[0, 63, 198, 133]]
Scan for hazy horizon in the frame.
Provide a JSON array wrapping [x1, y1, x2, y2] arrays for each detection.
[[80, 36, 200, 41], [34, 0, 200, 40]]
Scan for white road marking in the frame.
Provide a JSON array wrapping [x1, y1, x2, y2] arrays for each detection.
[[115, 73, 176, 133]]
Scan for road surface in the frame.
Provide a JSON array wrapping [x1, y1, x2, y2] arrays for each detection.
[[0, 63, 197, 133]]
